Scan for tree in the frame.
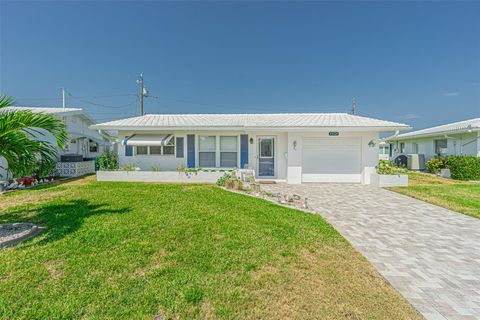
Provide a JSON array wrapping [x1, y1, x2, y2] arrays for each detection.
[[0, 95, 68, 179]]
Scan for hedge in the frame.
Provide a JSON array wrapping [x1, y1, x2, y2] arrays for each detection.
[[445, 156, 480, 181]]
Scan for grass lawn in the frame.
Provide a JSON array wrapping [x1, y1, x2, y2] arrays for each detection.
[[390, 172, 480, 219], [0, 176, 421, 319]]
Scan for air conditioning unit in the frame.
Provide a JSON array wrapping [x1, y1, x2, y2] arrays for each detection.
[[407, 154, 425, 171]]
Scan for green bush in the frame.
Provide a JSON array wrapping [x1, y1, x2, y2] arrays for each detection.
[[425, 156, 446, 174], [445, 156, 480, 181], [119, 164, 136, 171], [96, 149, 119, 170], [216, 173, 231, 186], [376, 160, 404, 175]]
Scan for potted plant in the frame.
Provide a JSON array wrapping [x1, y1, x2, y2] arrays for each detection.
[[371, 160, 408, 187]]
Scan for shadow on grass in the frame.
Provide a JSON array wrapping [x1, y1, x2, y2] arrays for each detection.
[[4, 174, 95, 194], [1, 199, 130, 244]]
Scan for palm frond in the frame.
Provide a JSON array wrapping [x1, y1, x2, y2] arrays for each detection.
[[0, 95, 14, 109], [0, 110, 67, 149], [0, 96, 68, 178]]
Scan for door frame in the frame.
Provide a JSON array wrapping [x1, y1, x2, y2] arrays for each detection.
[[257, 136, 276, 178]]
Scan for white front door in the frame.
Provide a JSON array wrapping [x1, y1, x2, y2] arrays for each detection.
[[301, 138, 362, 183], [258, 137, 275, 177]]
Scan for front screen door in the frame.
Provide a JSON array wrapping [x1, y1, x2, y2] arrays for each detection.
[[258, 137, 275, 177]]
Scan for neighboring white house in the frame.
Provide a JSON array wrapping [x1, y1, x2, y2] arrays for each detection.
[[387, 118, 480, 160], [0, 107, 112, 179], [91, 113, 410, 184]]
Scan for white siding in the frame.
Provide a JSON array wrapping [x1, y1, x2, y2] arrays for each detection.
[[286, 131, 378, 184], [391, 132, 479, 160], [116, 130, 381, 184]]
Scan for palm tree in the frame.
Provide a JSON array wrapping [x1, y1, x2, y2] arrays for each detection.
[[0, 95, 68, 179]]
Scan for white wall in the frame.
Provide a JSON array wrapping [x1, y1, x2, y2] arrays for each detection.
[[247, 131, 288, 180], [118, 130, 187, 170], [391, 132, 479, 160], [63, 114, 109, 158], [116, 130, 381, 184], [286, 131, 378, 184]]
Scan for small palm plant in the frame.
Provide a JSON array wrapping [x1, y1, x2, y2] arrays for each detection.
[[0, 95, 68, 179]]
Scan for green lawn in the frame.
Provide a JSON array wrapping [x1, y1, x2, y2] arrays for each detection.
[[0, 176, 421, 319], [390, 172, 480, 218]]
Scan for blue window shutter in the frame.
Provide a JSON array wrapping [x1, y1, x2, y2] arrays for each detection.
[[125, 136, 133, 157], [187, 135, 195, 168], [240, 134, 248, 169], [176, 137, 184, 158]]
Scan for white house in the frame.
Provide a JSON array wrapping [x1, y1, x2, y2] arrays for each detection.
[[0, 107, 112, 179], [387, 118, 480, 160], [91, 113, 409, 184]]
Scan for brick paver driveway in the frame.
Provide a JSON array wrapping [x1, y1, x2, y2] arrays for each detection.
[[261, 183, 480, 320]]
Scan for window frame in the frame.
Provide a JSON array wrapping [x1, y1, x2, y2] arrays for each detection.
[[198, 135, 217, 167], [135, 145, 148, 155], [133, 137, 176, 156], [434, 139, 448, 155], [219, 136, 238, 168]]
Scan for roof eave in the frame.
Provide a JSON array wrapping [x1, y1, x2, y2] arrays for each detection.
[[90, 125, 411, 132], [388, 127, 480, 141]]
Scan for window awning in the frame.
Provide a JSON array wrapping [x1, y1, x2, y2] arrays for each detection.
[[122, 134, 173, 146]]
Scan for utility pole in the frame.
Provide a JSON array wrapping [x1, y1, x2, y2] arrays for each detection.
[[139, 73, 144, 115], [351, 97, 356, 115], [61, 87, 66, 109]]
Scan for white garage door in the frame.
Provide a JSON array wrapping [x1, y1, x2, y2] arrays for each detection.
[[302, 138, 362, 183]]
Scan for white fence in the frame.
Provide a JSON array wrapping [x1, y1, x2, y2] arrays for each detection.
[[56, 161, 95, 177], [96, 170, 226, 183]]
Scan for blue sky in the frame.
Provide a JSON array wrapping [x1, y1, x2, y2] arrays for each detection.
[[1, 1, 479, 129]]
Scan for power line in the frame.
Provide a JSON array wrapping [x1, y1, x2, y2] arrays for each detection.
[[153, 96, 348, 112], [68, 94, 134, 109]]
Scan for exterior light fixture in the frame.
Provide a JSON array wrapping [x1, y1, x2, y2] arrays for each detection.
[[368, 140, 376, 147], [249, 138, 254, 144], [293, 140, 297, 150]]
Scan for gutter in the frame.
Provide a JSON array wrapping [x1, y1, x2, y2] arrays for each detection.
[[89, 125, 411, 132], [389, 127, 480, 141]]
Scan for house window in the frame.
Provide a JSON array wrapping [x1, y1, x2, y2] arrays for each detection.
[[199, 136, 216, 167], [136, 146, 148, 155], [163, 138, 175, 155], [400, 142, 405, 153], [150, 146, 162, 155], [89, 143, 98, 153], [412, 142, 419, 154], [220, 136, 238, 167], [435, 139, 447, 155]]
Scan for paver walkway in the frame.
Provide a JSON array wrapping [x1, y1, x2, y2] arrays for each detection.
[[261, 183, 480, 320]]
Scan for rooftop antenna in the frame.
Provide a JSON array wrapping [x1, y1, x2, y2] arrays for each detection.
[[351, 97, 356, 115]]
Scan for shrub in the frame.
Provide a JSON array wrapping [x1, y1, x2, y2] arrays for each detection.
[[97, 149, 119, 170], [150, 166, 161, 172], [217, 172, 243, 190], [445, 156, 480, 181], [376, 160, 404, 175], [119, 164, 136, 171], [216, 173, 231, 186], [425, 156, 446, 174]]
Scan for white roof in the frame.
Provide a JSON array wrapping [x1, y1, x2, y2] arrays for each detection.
[[2, 106, 96, 124], [91, 113, 410, 131], [389, 118, 480, 140]]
